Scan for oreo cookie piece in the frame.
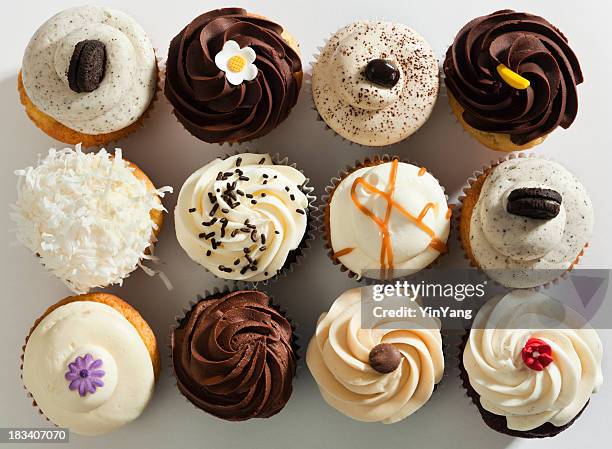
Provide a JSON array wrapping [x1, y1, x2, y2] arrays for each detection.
[[68, 40, 107, 93], [506, 187, 562, 220]]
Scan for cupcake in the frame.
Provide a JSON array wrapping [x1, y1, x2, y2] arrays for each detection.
[[19, 6, 159, 147], [175, 153, 313, 283], [164, 8, 302, 144], [323, 156, 451, 280], [459, 157, 592, 288], [443, 10, 582, 151], [171, 289, 297, 421], [11, 145, 172, 293], [460, 290, 603, 438], [311, 21, 439, 146], [22, 293, 160, 436], [306, 287, 444, 423]]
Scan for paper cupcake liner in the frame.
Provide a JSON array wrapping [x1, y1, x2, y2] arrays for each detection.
[[168, 285, 302, 419], [182, 149, 317, 288], [455, 152, 588, 290], [317, 154, 451, 283], [455, 329, 588, 438]]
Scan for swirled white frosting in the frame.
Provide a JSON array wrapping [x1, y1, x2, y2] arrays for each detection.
[[22, 5, 157, 134], [306, 287, 444, 423], [175, 153, 309, 282], [330, 161, 450, 279], [312, 21, 439, 146], [469, 158, 593, 288], [11, 145, 171, 293], [464, 290, 603, 431], [22, 301, 155, 436]]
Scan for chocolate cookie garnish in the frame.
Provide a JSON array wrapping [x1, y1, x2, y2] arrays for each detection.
[[68, 40, 107, 93], [507, 187, 562, 219], [369, 343, 401, 373], [365, 59, 400, 88]]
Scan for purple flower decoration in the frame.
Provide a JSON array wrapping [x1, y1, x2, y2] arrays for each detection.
[[64, 354, 105, 397]]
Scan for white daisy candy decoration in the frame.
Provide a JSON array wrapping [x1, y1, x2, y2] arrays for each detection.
[[214, 40, 258, 86]]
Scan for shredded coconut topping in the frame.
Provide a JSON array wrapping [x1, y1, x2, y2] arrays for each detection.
[[11, 145, 172, 293]]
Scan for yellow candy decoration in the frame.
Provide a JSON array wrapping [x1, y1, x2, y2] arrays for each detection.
[[496, 64, 530, 90], [227, 55, 247, 73]]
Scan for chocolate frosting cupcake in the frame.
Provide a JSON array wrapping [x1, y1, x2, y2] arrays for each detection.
[[443, 10, 582, 145], [171, 290, 297, 420], [164, 8, 302, 143]]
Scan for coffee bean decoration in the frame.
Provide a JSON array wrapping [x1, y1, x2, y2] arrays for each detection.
[[369, 343, 402, 373], [364, 59, 400, 88], [68, 40, 107, 93], [507, 187, 562, 219]]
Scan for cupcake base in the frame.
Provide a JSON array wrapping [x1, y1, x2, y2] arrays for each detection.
[[458, 332, 588, 438], [18, 70, 158, 148], [448, 92, 546, 152]]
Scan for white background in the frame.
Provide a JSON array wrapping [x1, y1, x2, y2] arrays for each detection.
[[1, 1, 611, 448]]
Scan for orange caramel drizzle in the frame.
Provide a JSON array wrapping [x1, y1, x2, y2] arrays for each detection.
[[349, 160, 448, 271], [418, 167, 427, 176], [333, 247, 355, 259]]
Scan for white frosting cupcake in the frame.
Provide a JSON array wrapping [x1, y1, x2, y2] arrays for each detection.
[[21, 5, 157, 135], [463, 290, 603, 433], [327, 159, 450, 279], [175, 153, 312, 282], [467, 158, 593, 288], [312, 21, 439, 146], [11, 145, 171, 293], [22, 300, 156, 436], [306, 287, 444, 423]]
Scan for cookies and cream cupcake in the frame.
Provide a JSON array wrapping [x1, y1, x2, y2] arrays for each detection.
[[443, 10, 583, 151], [323, 156, 451, 280], [171, 289, 297, 421], [11, 145, 172, 293], [306, 287, 444, 423], [19, 6, 159, 146], [164, 8, 302, 144], [459, 157, 592, 288], [312, 21, 439, 146], [22, 293, 160, 436], [175, 153, 313, 283], [460, 290, 603, 437]]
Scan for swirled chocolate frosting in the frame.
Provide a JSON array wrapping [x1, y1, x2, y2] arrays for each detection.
[[172, 290, 297, 420], [443, 10, 582, 145], [164, 8, 302, 143]]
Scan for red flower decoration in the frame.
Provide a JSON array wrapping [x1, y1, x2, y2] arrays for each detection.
[[521, 338, 554, 371]]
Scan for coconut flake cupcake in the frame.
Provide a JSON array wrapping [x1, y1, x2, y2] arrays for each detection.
[[459, 157, 592, 288], [460, 290, 603, 438], [22, 293, 160, 436], [306, 287, 444, 423], [323, 156, 451, 280], [443, 10, 583, 151], [19, 6, 159, 146], [11, 145, 172, 293], [175, 153, 314, 283], [171, 289, 297, 421], [164, 8, 302, 144], [312, 21, 439, 146]]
